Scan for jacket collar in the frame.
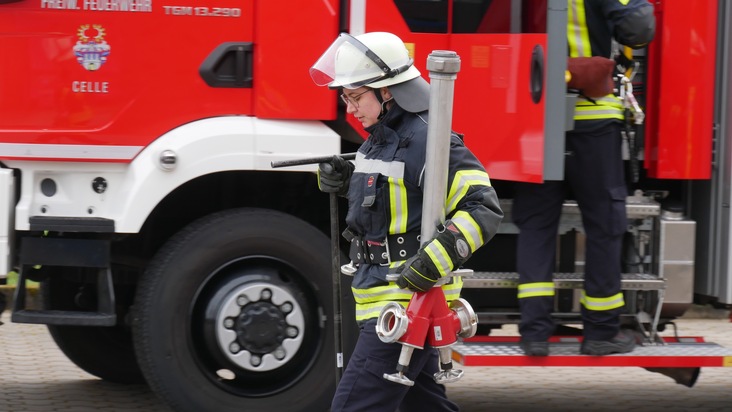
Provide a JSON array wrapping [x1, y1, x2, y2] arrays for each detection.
[[365, 104, 407, 145]]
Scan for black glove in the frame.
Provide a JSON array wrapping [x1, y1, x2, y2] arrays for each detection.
[[394, 220, 473, 292], [317, 155, 354, 196], [395, 252, 438, 292]]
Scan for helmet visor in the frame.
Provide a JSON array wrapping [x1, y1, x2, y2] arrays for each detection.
[[309, 33, 412, 89]]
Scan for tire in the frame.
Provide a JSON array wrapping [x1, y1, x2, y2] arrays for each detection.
[[41, 269, 144, 384], [133, 208, 347, 412]]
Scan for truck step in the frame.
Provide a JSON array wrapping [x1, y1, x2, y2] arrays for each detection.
[[472, 311, 608, 326], [452, 335, 732, 368], [464, 272, 665, 291], [12, 310, 116, 326], [12, 237, 117, 327]]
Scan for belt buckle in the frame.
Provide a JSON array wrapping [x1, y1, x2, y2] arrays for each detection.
[[367, 238, 391, 266], [381, 237, 391, 266]]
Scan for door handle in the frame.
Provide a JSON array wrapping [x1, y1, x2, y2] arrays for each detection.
[[530, 45, 544, 104]]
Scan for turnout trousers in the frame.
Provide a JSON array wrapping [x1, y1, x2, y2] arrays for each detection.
[[513, 124, 627, 341], [331, 319, 459, 412]]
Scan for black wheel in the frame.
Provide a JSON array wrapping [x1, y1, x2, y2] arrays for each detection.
[[41, 268, 144, 384], [133, 208, 344, 412]]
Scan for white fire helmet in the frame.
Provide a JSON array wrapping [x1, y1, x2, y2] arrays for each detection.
[[310, 32, 430, 112], [310, 32, 421, 89]]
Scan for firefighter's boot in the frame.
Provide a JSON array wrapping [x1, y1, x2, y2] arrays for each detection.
[[581, 329, 636, 355]]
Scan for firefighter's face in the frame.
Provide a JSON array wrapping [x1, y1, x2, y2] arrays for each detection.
[[342, 87, 391, 128]]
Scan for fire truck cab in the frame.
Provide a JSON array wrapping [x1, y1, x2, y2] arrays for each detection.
[[1, 1, 731, 411]]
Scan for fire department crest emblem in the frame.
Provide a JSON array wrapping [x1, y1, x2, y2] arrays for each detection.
[[73, 24, 111, 71]]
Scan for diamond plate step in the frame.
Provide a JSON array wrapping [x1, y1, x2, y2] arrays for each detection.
[[496, 197, 660, 234], [452, 336, 732, 368], [463, 272, 665, 291]]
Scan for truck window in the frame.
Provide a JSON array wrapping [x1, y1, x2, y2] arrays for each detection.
[[394, 0, 547, 34], [394, 0, 448, 33]]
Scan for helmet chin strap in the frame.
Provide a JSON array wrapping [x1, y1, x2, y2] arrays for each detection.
[[380, 98, 394, 116], [374, 89, 394, 120]]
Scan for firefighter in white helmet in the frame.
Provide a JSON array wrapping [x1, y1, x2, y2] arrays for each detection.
[[310, 32, 503, 411]]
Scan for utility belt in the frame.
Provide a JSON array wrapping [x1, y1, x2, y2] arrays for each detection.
[[343, 227, 421, 266]]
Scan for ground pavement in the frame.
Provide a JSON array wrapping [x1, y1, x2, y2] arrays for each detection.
[[1, 307, 731, 412]]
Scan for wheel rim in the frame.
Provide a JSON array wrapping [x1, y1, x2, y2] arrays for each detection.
[[215, 282, 305, 372], [190, 256, 324, 397]]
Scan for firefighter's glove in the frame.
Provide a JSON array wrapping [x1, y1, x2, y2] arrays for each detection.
[[566, 56, 615, 98], [395, 253, 437, 292], [394, 220, 472, 292], [317, 155, 354, 196]]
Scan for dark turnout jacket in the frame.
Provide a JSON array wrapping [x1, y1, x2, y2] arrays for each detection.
[[568, 0, 656, 127], [344, 104, 503, 322]]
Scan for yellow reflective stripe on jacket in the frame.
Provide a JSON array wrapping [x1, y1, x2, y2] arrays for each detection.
[[446, 170, 492, 214], [356, 300, 410, 322], [353, 278, 463, 321], [352, 284, 413, 304], [443, 276, 463, 301], [567, 0, 591, 58], [517, 282, 555, 299], [576, 95, 623, 108], [451, 211, 484, 253], [425, 239, 453, 277], [567, 0, 624, 121], [575, 95, 624, 121], [580, 291, 625, 311], [388, 177, 408, 235]]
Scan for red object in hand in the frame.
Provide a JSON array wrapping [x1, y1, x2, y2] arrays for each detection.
[[566, 56, 615, 97]]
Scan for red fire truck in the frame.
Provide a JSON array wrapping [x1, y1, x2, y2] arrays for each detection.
[[1, 0, 730, 411]]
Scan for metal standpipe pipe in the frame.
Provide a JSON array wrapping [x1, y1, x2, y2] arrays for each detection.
[[378, 50, 478, 387], [421, 50, 461, 241]]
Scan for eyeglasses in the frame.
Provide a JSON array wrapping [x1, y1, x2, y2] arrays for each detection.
[[340, 89, 371, 109]]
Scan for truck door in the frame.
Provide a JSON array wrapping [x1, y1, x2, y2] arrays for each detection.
[[0, 0, 256, 159], [356, 0, 570, 183]]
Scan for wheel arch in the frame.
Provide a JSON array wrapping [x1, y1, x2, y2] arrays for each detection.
[[111, 116, 340, 233], [118, 169, 340, 267]]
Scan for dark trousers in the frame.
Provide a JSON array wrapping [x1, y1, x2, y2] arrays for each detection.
[[331, 319, 459, 412], [513, 124, 627, 341]]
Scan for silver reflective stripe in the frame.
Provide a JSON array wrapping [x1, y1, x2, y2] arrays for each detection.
[[574, 108, 624, 117], [567, 0, 590, 58], [446, 170, 492, 213], [0, 143, 142, 161], [576, 96, 622, 106], [354, 281, 463, 321], [575, 95, 624, 119], [388, 177, 408, 234], [352, 285, 412, 303], [425, 240, 452, 277], [443, 287, 461, 301], [451, 211, 483, 252], [517, 282, 555, 299], [580, 291, 625, 311], [355, 152, 406, 178]]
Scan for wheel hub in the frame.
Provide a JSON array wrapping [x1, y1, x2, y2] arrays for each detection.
[[216, 283, 305, 372], [236, 302, 287, 353]]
